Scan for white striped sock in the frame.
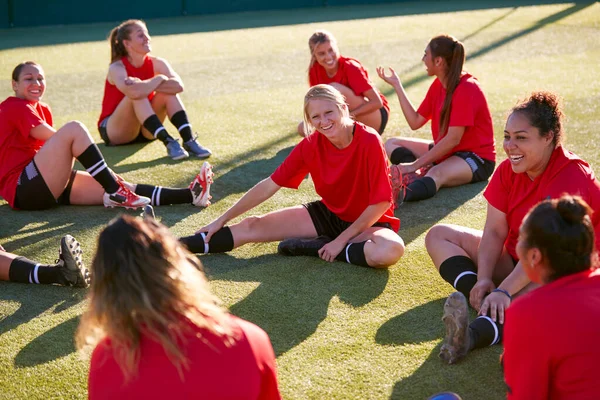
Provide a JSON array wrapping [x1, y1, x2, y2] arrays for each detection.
[[87, 160, 107, 177], [453, 271, 477, 289], [32, 264, 40, 284], [178, 123, 190, 132], [477, 316, 499, 346], [345, 244, 351, 263], [153, 126, 166, 138], [200, 232, 209, 254]]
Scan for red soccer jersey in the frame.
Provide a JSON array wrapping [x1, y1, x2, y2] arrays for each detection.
[[98, 55, 156, 126], [88, 315, 281, 400], [417, 73, 495, 162], [309, 56, 389, 113], [504, 268, 600, 400], [484, 146, 600, 260], [271, 122, 399, 232], [0, 97, 50, 207]]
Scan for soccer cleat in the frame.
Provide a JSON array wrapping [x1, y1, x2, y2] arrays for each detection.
[[390, 164, 406, 209], [141, 204, 156, 220], [103, 183, 151, 210], [190, 161, 213, 207], [56, 235, 90, 288], [166, 138, 189, 160], [277, 236, 333, 257], [183, 135, 212, 159], [439, 292, 471, 364]]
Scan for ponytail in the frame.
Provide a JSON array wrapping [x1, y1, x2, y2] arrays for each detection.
[[108, 19, 144, 64]]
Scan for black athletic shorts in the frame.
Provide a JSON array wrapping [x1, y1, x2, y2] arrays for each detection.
[[304, 200, 392, 239], [427, 143, 495, 183], [14, 160, 76, 210], [98, 116, 152, 146], [378, 107, 389, 135]]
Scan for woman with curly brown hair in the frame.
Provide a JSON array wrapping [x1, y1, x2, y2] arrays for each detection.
[[77, 216, 280, 399]]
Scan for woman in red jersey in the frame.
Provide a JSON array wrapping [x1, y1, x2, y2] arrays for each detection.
[[78, 215, 281, 399], [503, 195, 600, 399], [378, 34, 495, 205], [99, 19, 211, 160], [181, 84, 404, 268], [297, 30, 389, 136], [426, 91, 600, 364], [0, 62, 212, 211]]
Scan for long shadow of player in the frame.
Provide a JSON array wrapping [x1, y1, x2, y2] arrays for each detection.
[[202, 251, 389, 357]]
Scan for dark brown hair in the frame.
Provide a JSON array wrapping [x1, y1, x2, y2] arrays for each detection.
[[511, 91, 565, 146], [429, 34, 465, 138], [521, 195, 596, 282], [11, 61, 40, 81], [108, 19, 145, 64]]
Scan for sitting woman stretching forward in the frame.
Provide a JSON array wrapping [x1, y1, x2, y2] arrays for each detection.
[[98, 19, 211, 160], [298, 30, 390, 136], [182, 85, 404, 268], [377, 34, 495, 205], [0, 62, 212, 210], [426, 91, 600, 363], [503, 196, 600, 399], [78, 216, 281, 399]]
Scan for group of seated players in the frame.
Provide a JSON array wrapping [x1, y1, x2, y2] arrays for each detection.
[[1, 20, 599, 399]]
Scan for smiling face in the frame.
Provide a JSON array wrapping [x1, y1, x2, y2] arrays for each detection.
[[12, 63, 45, 102], [306, 98, 346, 138], [503, 111, 555, 180], [124, 22, 151, 56], [313, 41, 339, 75]]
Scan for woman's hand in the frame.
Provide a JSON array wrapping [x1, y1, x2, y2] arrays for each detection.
[[318, 238, 346, 262], [377, 66, 401, 88], [124, 76, 141, 85], [479, 291, 511, 324], [397, 162, 418, 175], [196, 218, 225, 242], [469, 278, 495, 311]]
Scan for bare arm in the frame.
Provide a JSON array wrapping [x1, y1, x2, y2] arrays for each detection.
[[470, 203, 509, 310], [108, 61, 167, 100], [497, 262, 531, 296], [198, 178, 281, 241], [349, 88, 383, 118], [377, 66, 426, 130], [152, 56, 184, 94], [29, 122, 56, 141], [318, 201, 391, 262]]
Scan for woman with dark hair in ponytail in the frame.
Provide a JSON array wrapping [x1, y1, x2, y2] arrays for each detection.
[[98, 20, 211, 160], [426, 91, 600, 365], [377, 34, 495, 205], [502, 195, 600, 399]]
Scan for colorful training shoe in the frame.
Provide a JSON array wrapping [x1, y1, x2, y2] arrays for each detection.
[[103, 183, 151, 210], [190, 161, 213, 207], [56, 235, 90, 288], [183, 135, 212, 159], [390, 164, 406, 209], [166, 138, 190, 161]]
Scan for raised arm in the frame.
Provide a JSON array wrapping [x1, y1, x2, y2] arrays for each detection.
[[318, 200, 391, 262], [107, 61, 167, 100], [377, 66, 426, 130], [470, 203, 509, 310], [198, 178, 281, 241]]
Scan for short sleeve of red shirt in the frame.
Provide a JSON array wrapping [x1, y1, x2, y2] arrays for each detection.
[[13, 100, 52, 136], [271, 140, 310, 189], [343, 59, 374, 97], [483, 161, 511, 213], [448, 83, 475, 128]]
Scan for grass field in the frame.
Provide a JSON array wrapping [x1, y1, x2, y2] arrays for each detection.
[[1, 1, 599, 398]]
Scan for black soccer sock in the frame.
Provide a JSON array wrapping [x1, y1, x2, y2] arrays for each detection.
[[404, 177, 437, 202], [180, 227, 234, 254], [390, 147, 417, 164], [335, 241, 369, 267], [170, 110, 193, 142], [135, 184, 193, 206], [439, 255, 478, 299], [469, 316, 503, 349], [143, 114, 174, 144], [77, 144, 119, 194], [8, 257, 61, 285]]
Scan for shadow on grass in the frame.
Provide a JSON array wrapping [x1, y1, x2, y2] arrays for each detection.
[[380, 2, 593, 99], [0, 0, 579, 50], [202, 252, 389, 356], [14, 315, 80, 367], [0, 283, 86, 337]]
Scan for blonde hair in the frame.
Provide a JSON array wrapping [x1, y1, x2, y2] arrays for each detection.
[[108, 19, 146, 64], [302, 84, 350, 135], [308, 30, 339, 71], [76, 215, 233, 381]]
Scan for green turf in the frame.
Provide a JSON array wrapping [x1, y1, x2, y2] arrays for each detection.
[[1, 1, 599, 398]]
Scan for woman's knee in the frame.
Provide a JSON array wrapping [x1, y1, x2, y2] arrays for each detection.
[[425, 224, 457, 252], [368, 237, 405, 268]]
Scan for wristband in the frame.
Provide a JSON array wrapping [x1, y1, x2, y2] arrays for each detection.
[[492, 288, 512, 301]]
